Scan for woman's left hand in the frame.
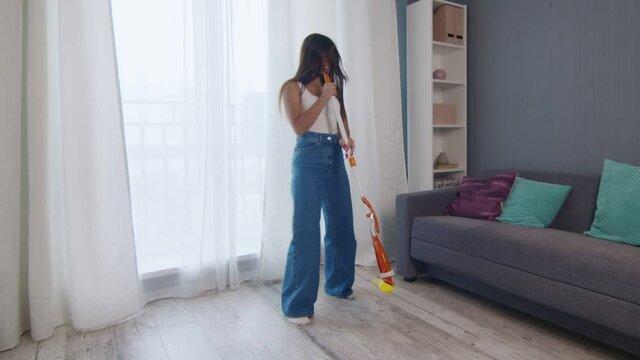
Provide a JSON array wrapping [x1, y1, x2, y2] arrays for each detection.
[[339, 137, 355, 158]]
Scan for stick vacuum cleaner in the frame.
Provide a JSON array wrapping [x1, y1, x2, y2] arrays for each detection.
[[323, 72, 395, 294]]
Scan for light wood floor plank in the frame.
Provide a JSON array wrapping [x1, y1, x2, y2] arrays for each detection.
[[215, 339, 274, 360], [0, 332, 37, 360], [256, 282, 490, 360], [1, 266, 636, 360], [64, 327, 116, 360], [253, 284, 374, 360], [358, 267, 635, 360], [35, 325, 69, 360], [185, 293, 254, 349], [220, 286, 331, 359], [112, 310, 169, 360], [353, 269, 556, 360], [146, 299, 222, 360]]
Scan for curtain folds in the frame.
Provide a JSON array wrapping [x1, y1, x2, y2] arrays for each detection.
[[0, 0, 405, 351], [0, 0, 140, 351], [111, 0, 269, 302], [0, 0, 27, 351]]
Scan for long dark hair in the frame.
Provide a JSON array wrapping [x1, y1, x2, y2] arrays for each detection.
[[279, 34, 349, 111]]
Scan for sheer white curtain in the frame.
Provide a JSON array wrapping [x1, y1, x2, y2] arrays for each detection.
[[1, 0, 404, 351], [0, 0, 140, 351], [260, 0, 407, 280], [112, 0, 268, 301], [0, 0, 26, 351], [111, 0, 406, 297]]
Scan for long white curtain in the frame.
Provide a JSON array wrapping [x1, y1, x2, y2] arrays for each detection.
[[260, 0, 408, 280], [0, 0, 140, 352], [111, 0, 269, 301], [0, 0, 25, 351], [111, 0, 406, 291], [1, 0, 405, 352]]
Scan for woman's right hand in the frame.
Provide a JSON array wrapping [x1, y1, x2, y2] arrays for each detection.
[[320, 82, 337, 102]]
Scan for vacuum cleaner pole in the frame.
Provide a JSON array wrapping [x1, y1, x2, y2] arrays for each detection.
[[322, 72, 395, 293]]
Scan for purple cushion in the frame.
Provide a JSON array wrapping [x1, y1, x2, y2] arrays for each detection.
[[445, 171, 518, 220]]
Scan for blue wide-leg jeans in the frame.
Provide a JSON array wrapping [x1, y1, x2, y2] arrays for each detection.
[[281, 131, 357, 317]]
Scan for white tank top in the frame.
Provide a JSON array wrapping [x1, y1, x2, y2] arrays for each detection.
[[299, 82, 339, 134]]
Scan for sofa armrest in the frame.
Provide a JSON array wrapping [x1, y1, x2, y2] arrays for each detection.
[[395, 188, 458, 279]]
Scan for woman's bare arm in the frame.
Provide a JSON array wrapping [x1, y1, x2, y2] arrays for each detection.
[[338, 99, 355, 156], [339, 101, 351, 139]]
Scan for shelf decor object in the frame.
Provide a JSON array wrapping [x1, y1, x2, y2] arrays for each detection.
[[434, 152, 458, 169], [433, 4, 464, 45], [433, 69, 447, 80], [433, 103, 456, 125]]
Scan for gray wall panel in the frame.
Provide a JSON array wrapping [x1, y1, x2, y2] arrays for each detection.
[[465, 0, 640, 176]]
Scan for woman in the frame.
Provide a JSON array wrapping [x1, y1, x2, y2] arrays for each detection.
[[279, 33, 357, 325]]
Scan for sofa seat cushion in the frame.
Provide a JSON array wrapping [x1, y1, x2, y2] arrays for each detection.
[[411, 216, 640, 306]]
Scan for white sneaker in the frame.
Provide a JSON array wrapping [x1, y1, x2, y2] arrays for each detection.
[[286, 316, 312, 325]]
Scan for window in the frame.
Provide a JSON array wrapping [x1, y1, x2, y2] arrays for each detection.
[[112, 0, 268, 276]]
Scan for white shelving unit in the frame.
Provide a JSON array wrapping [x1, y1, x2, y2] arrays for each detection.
[[433, 167, 466, 174], [432, 40, 465, 50], [407, 0, 467, 191]]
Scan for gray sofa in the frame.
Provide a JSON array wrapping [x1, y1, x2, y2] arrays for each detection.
[[396, 171, 640, 356]]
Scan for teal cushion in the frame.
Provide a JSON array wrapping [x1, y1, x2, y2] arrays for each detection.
[[585, 159, 640, 245], [498, 177, 572, 228]]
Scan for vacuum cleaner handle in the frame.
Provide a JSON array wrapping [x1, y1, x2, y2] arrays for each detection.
[[322, 72, 349, 146], [321, 71, 395, 291]]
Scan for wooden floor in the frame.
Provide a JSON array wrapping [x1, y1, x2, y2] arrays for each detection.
[[1, 267, 636, 360]]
